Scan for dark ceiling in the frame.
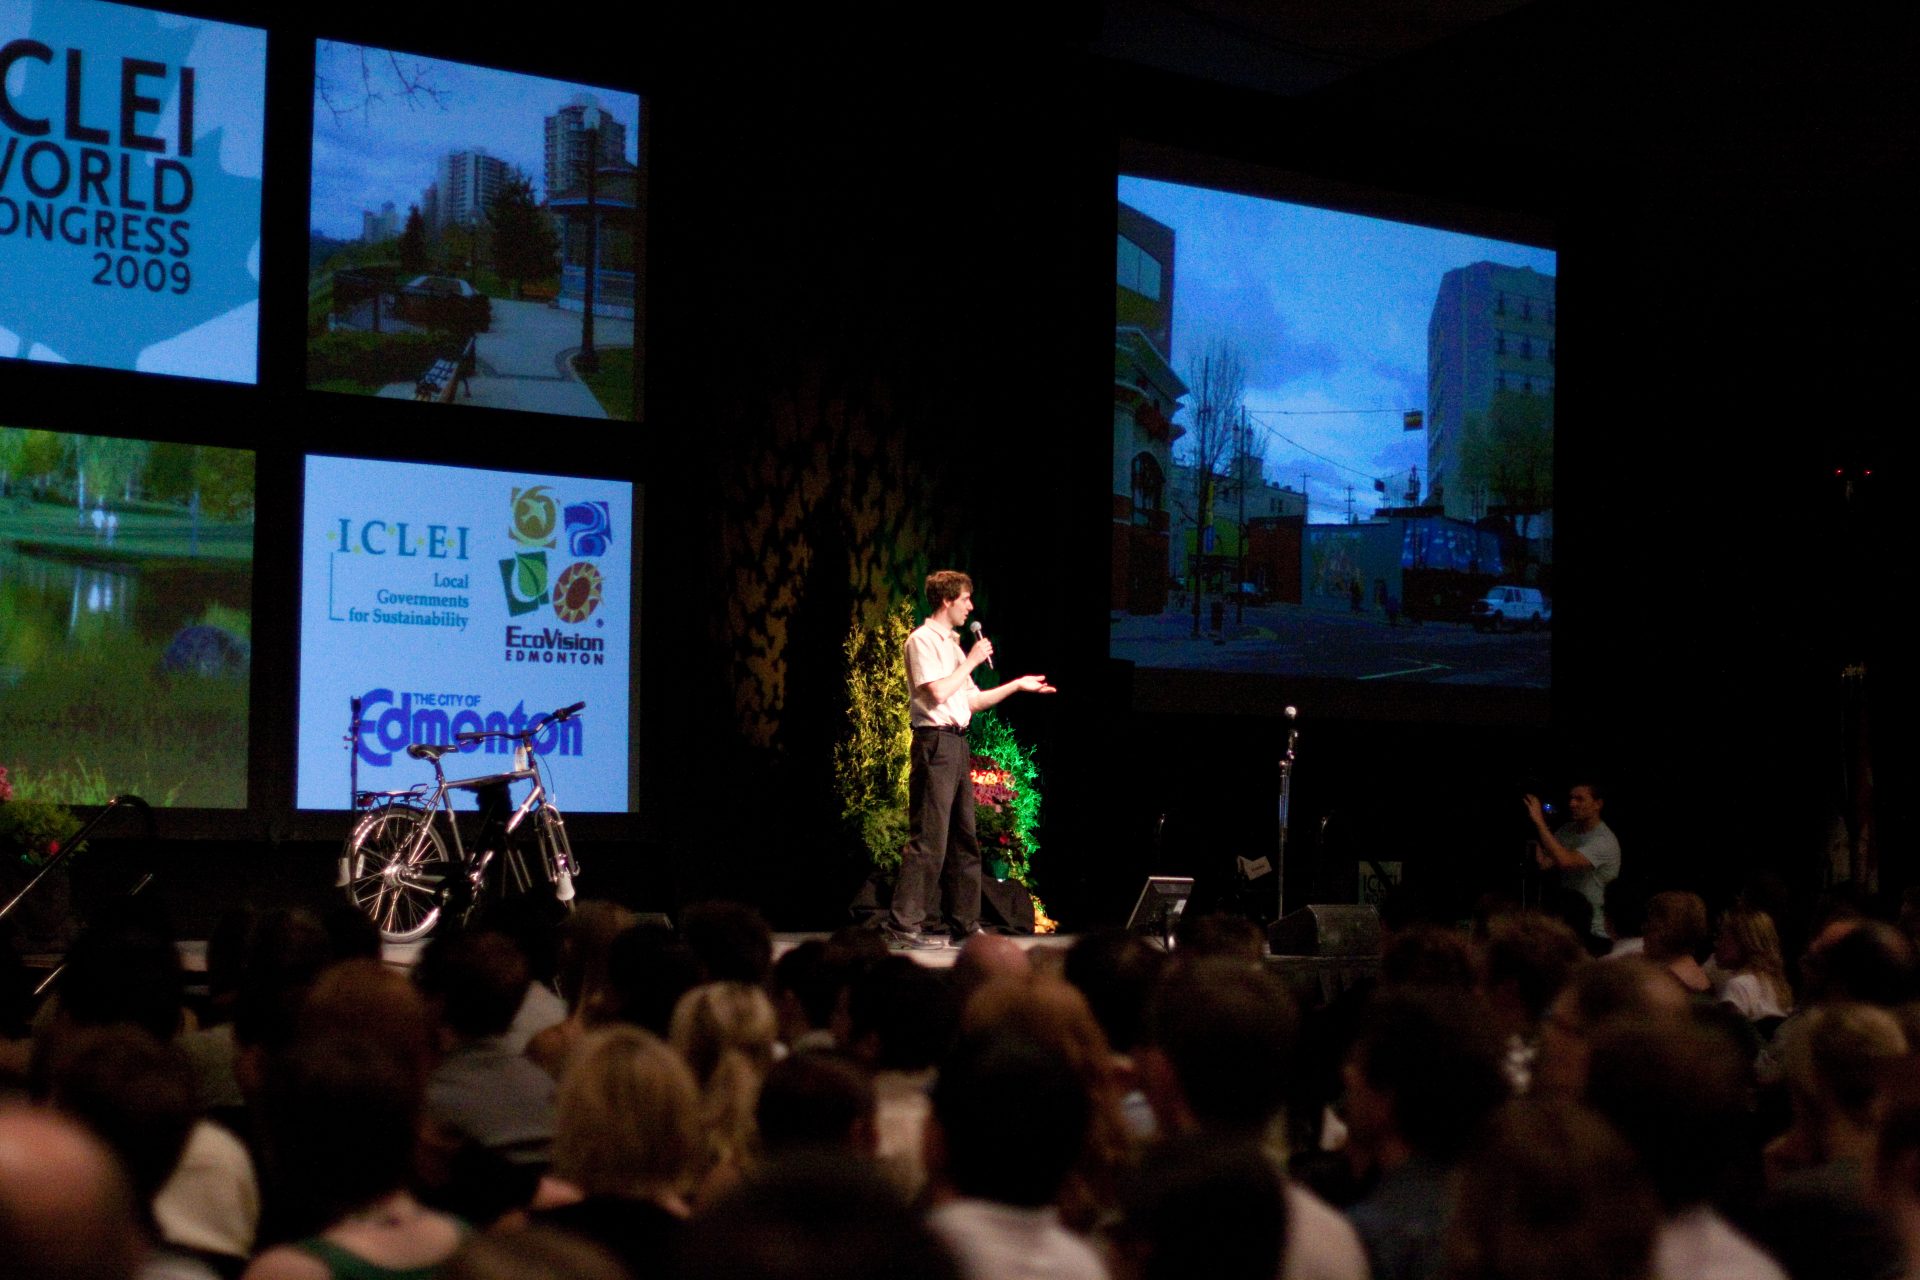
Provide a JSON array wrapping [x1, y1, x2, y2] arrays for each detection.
[[1092, 0, 1544, 96]]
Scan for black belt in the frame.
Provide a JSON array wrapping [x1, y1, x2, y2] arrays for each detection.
[[913, 724, 966, 735]]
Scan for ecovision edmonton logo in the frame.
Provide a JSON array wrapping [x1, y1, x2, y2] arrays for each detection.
[[499, 484, 613, 665]]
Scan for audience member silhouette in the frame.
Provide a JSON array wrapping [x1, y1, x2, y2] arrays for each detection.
[[0, 1105, 149, 1280], [678, 1152, 960, 1280], [755, 1050, 876, 1159], [1138, 957, 1369, 1280], [1443, 1099, 1659, 1280], [1342, 991, 1512, 1280], [1641, 893, 1712, 996], [1583, 1013, 1785, 1280], [924, 1032, 1105, 1280], [243, 1037, 465, 1280], [1114, 1132, 1288, 1280]]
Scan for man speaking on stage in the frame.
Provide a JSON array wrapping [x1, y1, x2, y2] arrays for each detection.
[[884, 570, 1055, 950]]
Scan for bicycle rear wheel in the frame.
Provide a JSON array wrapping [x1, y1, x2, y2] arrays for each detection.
[[343, 805, 451, 942]]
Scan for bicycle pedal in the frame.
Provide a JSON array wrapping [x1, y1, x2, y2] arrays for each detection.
[[554, 868, 576, 903]]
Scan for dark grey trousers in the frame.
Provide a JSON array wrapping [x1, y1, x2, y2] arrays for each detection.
[[890, 727, 980, 935]]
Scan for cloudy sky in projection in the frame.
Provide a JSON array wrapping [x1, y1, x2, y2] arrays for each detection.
[[1119, 176, 1556, 522], [310, 42, 640, 242]]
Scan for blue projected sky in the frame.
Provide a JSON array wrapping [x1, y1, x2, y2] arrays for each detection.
[[1118, 176, 1556, 522], [310, 42, 641, 242]]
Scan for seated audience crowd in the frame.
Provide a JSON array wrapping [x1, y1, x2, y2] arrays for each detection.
[[4, 878, 1920, 1280]]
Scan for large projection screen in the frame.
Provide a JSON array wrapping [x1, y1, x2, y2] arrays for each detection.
[[0, 0, 266, 383], [1112, 173, 1556, 694], [296, 455, 636, 812]]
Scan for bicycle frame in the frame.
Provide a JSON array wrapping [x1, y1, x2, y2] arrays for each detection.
[[341, 703, 583, 939]]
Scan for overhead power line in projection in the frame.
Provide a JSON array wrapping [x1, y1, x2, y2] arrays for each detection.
[[1242, 406, 1415, 489]]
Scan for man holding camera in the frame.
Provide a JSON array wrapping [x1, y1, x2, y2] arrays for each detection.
[[1525, 782, 1620, 939]]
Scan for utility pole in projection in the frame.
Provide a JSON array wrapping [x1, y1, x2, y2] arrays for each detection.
[[577, 119, 601, 375], [1345, 485, 1355, 524], [1190, 353, 1208, 639], [1236, 406, 1249, 625]]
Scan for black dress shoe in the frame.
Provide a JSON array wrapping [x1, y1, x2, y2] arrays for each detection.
[[950, 921, 989, 942], [883, 927, 948, 951]]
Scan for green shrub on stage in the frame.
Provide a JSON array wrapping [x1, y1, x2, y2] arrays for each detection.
[[836, 601, 916, 874], [966, 708, 1042, 889], [835, 602, 1049, 915]]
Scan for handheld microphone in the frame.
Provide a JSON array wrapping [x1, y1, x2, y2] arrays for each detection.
[[969, 621, 994, 669]]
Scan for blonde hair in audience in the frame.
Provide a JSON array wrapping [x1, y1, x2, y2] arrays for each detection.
[[553, 1026, 703, 1200], [1719, 907, 1792, 1011], [669, 981, 778, 1175]]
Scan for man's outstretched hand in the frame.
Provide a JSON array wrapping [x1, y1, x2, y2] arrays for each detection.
[[1013, 674, 1057, 694]]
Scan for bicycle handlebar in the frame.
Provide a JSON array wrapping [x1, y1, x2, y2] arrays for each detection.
[[453, 702, 586, 745]]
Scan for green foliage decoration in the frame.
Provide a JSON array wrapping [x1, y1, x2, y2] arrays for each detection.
[[0, 795, 82, 868], [834, 600, 916, 871], [967, 705, 1042, 890]]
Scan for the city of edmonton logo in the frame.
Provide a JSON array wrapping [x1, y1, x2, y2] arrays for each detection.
[[499, 485, 613, 623]]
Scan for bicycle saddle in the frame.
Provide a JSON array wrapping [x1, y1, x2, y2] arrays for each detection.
[[407, 742, 457, 761]]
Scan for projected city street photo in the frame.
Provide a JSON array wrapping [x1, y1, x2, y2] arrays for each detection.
[[0, 428, 254, 806], [307, 43, 642, 421], [1111, 176, 1556, 689]]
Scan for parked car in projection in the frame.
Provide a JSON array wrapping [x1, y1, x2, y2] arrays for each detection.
[[394, 276, 492, 332], [1471, 585, 1551, 632]]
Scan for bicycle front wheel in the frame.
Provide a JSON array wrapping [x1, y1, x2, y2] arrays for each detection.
[[535, 805, 578, 904], [343, 806, 451, 942]]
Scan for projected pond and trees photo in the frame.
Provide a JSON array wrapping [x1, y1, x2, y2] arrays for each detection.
[[0, 429, 254, 807], [1111, 176, 1557, 689], [306, 43, 643, 422]]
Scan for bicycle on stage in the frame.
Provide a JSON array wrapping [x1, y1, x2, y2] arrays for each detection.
[[338, 701, 584, 941]]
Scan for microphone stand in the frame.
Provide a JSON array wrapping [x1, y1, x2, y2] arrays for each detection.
[[1276, 706, 1298, 922], [338, 697, 362, 889], [347, 695, 362, 809]]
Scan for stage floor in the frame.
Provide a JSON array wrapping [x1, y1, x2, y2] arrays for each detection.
[[164, 933, 1377, 1007], [160, 931, 1077, 975]]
